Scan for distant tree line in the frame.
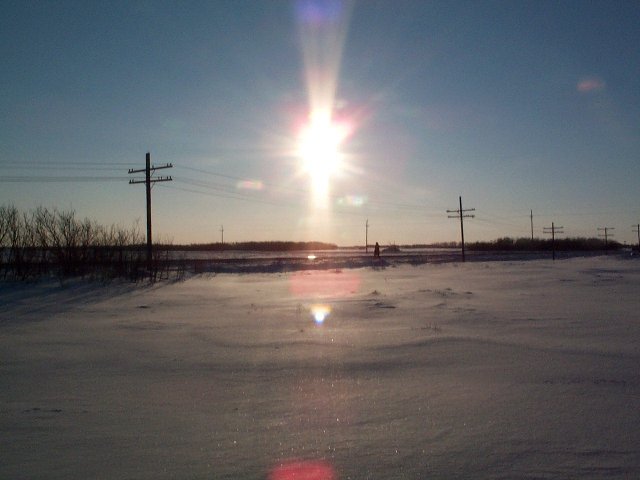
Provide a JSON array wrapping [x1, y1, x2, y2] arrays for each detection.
[[465, 237, 622, 252], [164, 241, 338, 252], [0, 204, 627, 282], [0, 205, 338, 281], [401, 242, 459, 249]]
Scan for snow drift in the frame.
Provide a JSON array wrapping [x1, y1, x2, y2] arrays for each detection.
[[1, 256, 639, 479]]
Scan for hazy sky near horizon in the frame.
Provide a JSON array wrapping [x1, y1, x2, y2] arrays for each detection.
[[2, 0, 639, 246]]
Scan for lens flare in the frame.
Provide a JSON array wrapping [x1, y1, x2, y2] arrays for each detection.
[[311, 304, 331, 324], [269, 459, 336, 480], [236, 179, 264, 191], [289, 270, 361, 298], [577, 76, 605, 93], [336, 194, 366, 207]]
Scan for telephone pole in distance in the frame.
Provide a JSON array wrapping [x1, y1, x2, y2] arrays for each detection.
[[530, 210, 534, 240], [365, 219, 369, 253], [543, 222, 564, 260], [597, 227, 614, 253], [447, 196, 475, 262]]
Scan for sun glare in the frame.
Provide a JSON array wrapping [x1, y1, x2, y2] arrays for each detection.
[[298, 110, 348, 202], [294, 0, 354, 213]]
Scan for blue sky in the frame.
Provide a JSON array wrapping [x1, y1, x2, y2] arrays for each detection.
[[1, 0, 639, 246]]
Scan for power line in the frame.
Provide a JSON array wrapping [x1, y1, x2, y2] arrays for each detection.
[[177, 165, 436, 213], [3, 163, 635, 222], [165, 181, 300, 209], [161, 182, 370, 218], [178, 165, 262, 184], [1, 165, 129, 172], [0, 161, 134, 167], [0, 176, 128, 182], [473, 216, 526, 230], [168, 176, 436, 217], [178, 177, 258, 196]]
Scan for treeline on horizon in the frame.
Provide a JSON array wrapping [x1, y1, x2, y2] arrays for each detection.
[[166, 241, 338, 252], [0, 204, 632, 281], [166, 237, 624, 252], [465, 236, 623, 251], [401, 237, 623, 252]]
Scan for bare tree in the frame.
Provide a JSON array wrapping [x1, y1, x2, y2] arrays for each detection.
[[0, 205, 168, 281]]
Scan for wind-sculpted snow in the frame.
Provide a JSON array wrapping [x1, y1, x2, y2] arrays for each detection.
[[1, 256, 639, 479]]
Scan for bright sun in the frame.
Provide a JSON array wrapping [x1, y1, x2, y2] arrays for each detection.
[[298, 110, 347, 201]]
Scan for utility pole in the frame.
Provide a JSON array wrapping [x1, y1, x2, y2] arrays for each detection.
[[530, 210, 534, 241], [365, 219, 369, 253], [543, 222, 564, 260], [597, 227, 614, 253], [447, 196, 475, 262], [220, 225, 224, 247], [128, 153, 173, 268], [633, 224, 640, 253]]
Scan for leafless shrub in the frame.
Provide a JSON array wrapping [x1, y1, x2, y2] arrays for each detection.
[[0, 205, 165, 282]]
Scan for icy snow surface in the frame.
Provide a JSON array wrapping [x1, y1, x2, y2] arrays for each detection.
[[1, 256, 639, 479]]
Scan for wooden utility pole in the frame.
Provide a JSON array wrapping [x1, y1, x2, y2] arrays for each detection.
[[220, 225, 224, 246], [597, 227, 614, 253], [128, 153, 173, 268], [633, 224, 640, 252], [447, 196, 475, 262], [530, 210, 534, 241], [543, 222, 564, 260], [365, 219, 369, 253]]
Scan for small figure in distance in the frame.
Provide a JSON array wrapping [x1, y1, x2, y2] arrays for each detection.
[[374, 242, 380, 258]]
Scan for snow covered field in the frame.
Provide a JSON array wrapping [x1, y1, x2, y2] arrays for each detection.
[[1, 256, 639, 479]]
